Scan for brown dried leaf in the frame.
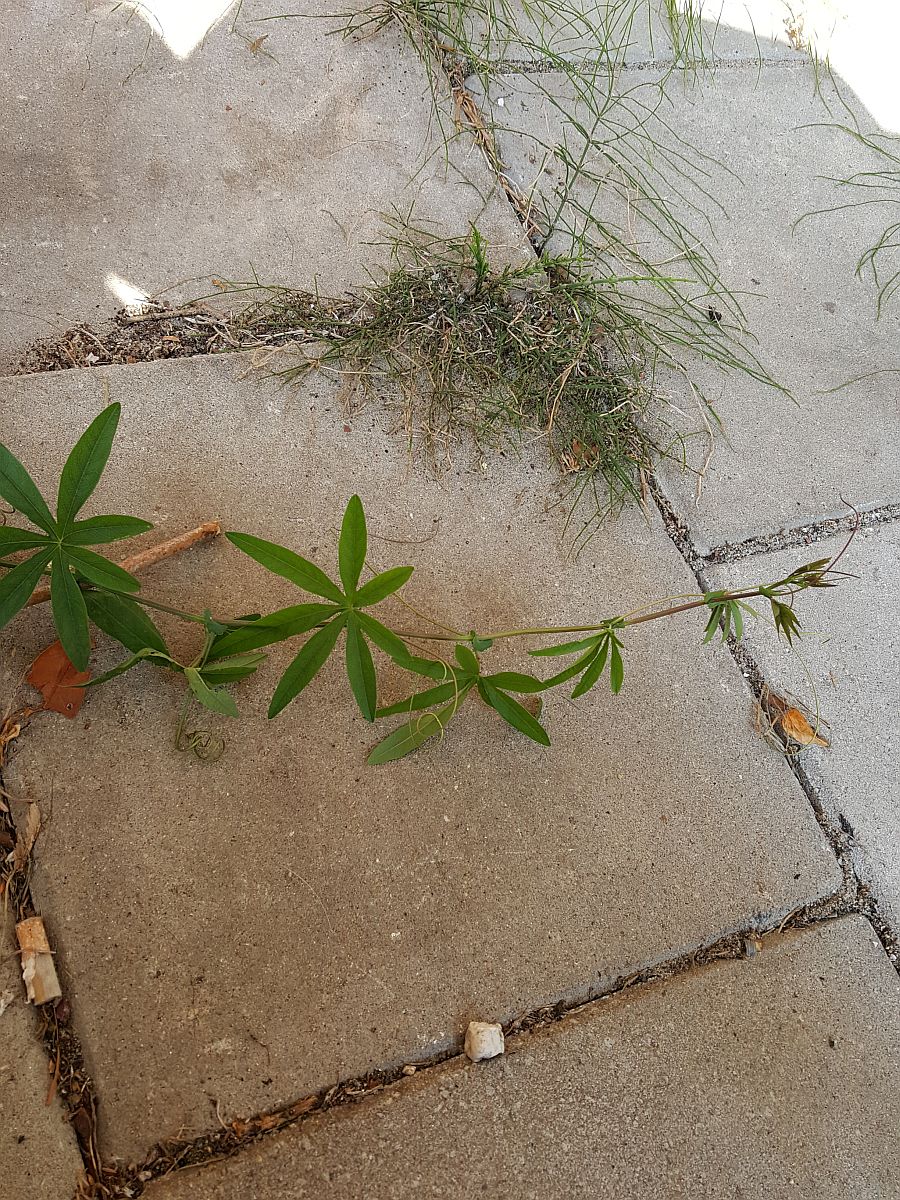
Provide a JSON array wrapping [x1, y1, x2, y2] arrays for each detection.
[[12, 803, 41, 873], [780, 707, 830, 748], [27, 641, 90, 718]]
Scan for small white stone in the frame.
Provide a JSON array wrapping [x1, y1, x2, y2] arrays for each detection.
[[464, 1021, 505, 1062]]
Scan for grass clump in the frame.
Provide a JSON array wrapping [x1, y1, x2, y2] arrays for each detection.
[[217, 225, 680, 529]]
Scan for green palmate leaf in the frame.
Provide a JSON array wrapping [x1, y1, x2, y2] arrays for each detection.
[[50, 552, 91, 671], [269, 614, 346, 718], [65, 546, 140, 593], [483, 671, 547, 693], [571, 640, 610, 699], [66, 515, 153, 545], [225, 532, 344, 603], [0, 443, 56, 534], [353, 565, 413, 607], [376, 679, 461, 718], [57, 403, 121, 530], [338, 495, 367, 596], [0, 547, 53, 631], [85, 590, 168, 654], [82, 647, 176, 687], [368, 691, 471, 765], [530, 633, 602, 658], [345, 614, 377, 721], [185, 667, 239, 718], [199, 653, 267, 684], [478, 680, 550, 746], [0, 527, 49, 554], [454, 644, 479, 676], [208, 603, 339, 659]]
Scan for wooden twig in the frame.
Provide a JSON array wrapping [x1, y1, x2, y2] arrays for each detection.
[[26, 522, 221, 607], [16, 917, 62, 1005], [123, 306, 204, 324]]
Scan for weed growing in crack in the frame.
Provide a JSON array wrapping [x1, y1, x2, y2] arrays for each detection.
[[218, 225, 675, 516], [312, 0, 782, 385], [1, 404, 841, 761]]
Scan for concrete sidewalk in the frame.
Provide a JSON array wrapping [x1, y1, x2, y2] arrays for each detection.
[[1, 3, 898, 1199]]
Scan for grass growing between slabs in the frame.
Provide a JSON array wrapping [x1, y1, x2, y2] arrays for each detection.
[[21, 2, 794, 543]]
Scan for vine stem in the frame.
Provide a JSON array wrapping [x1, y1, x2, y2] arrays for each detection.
[[390, 585, 788, 643]]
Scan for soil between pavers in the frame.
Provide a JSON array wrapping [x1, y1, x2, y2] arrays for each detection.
[[0, 354, 842, 1161], [1, 0, 528, 368], [708, 522, 900, 935], [484, 54, 900, 549], [0, 916, 84, 1200], [143, 916, 900, 1200]]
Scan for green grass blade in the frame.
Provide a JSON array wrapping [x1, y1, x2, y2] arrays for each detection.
[[57, 403, 121, 530], [82, 648, 172, 687]]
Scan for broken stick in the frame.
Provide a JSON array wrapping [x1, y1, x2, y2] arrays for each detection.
[[16, 917, 62, 1005], [26, 521, 221, 607]]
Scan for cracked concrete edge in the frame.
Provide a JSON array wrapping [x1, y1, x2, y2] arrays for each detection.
[[648, 480, 900, 968], [105, 896, 885, 1196], [481, 51, 809, 76], [702, 501, 900, 565], [0, 718, 102, 1195]]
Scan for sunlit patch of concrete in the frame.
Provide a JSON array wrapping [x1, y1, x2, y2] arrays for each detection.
[[100, 0, 238, 59], [689, 0, 900, 131], [105, 272, 151, 315]]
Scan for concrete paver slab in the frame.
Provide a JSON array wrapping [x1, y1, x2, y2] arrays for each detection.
[[487, 59, 900, 549], [708, 522, 900, 931], [143, 916, 900, 1200], [1, 0, 527, 367], [0, 916, 84, 1200], [0, 355, 840, 1160]]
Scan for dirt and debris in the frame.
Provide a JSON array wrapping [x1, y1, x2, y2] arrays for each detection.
[[13, 306, 239, 375], [1, 707, 106, 1195]]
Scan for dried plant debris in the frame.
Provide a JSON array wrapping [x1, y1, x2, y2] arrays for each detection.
[[27, 641, 91, 718], [757, 686, 831, 752]]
